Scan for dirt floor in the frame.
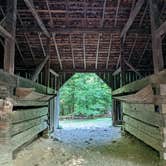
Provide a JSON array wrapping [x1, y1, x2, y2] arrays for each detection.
[[14, 118, 161, 166]]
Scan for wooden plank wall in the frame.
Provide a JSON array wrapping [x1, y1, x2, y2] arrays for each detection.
[[0, 70, 56, 165], [0, 99, 13, 166], [123, 103, 163, 152], [122, 84, 166, 159], [11, 106, 48, 150]]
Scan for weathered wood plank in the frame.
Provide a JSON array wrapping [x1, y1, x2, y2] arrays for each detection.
[[0, 70, 55, 95], [125, 123, 162, 151], [123, 103, 162, 127], [112, 69, 166, 96], [14, 99, 48, 107], [12, 123, 47, 150], [124, 115, 162, 141], [12, 107, 48, 123], [12, 115, 48, 136], [0, 99, 13, 166]]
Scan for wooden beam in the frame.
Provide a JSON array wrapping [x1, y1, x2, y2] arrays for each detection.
[[95, 0, 106, 69], [45, 0, 53, 26], [52, 33, 63, 70], [156, 20, 166, 37], [83, 33, 86, 69], [137, 38, 150, 66], [112, 67, 121, 76], [149, 0, 164, 73], [121, 0, 144, 38], [0, 24, 12, 39], [106, 34, 112, 69], [114, 0, 121, 27], [18, 27, 149, 34], [69, 35, 75, 69], [38, 32, 47, 57], [95, 33, 101, 69], [139, 2, 148, 27], [31, 55, 49, 81], [43, 38, 51, 87], [24, 0, 50, 37], [17, 13, 36, 64], [4, 0, 17, 74], [24, 33, 36, 64], [49, 69, 59, 77], [0, 7, 25, 64], [124, 59, 142, 78], [128, 34, 138, 62], [100, 0, 107, 27]]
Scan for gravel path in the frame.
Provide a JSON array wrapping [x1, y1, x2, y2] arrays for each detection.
[[54, 118, 121, 148]]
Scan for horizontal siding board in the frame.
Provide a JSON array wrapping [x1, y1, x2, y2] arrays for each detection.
[[123, 103, 162, 127], [12, 115, 48, 136], [125, 123, 162, 151], [12, 107, 48, 123], [124, 115, 162, 141], [12, 123, 47, 150]]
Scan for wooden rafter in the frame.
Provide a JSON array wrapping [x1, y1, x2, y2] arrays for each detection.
[[100, 0, 107, 27], [156, 20, 166, 37], [17, 13, 36, 64], [95, 33, 101, 69], [114, 0, 121, 27], [121, 0, 144, 39], [24, 0, 50, 37], [137, 38, 150, 66], [0, 7, 25, 64], [128, 34, 138, 62], [0, 24, 12, 39], [24, 34, 36, 64], [139, 2, 148, 27], [106, 34, 112, 69], [50, 69, 59, 77], [18, 27, 149, 34], [83, 33, 86, 69], [95, 0, 107, 70], [4, 0, 17, 74], [52, 33, 63, 70], [69, 35, 75, 69], [32, 55, 49, 81], [45, 0, 53, 26], [38, 33, 47, 57], [124, 59, 142, 78]]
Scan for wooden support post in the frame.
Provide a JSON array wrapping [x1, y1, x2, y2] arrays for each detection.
[[149, 0, 164, 73], [32, 55, 49, 82], [44, 38, 51, 87], [0, 99, 13, 166], [4, 0, 17, 74], [49, 98, 55, 133], [54, 91, 60, 129]]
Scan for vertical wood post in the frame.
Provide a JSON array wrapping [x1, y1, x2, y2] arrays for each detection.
[[54, 91, 60, 129], [4, 0, 17, 74], [0, 99, 13, 166], [44, 38, 51, 87], [149, 0, 164, 73], [158, 85, 166, 160]]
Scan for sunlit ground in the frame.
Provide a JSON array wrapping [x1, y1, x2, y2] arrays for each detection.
[[14, 118, 162, 166]]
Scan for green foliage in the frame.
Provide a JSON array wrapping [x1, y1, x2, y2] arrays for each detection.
[[60, 73, 112, 117]]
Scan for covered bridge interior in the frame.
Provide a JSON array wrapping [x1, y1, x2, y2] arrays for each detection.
[[0, 0, 166, 165]]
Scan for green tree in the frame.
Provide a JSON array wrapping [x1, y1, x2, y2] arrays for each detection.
[[60, 73, 112, 117]]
